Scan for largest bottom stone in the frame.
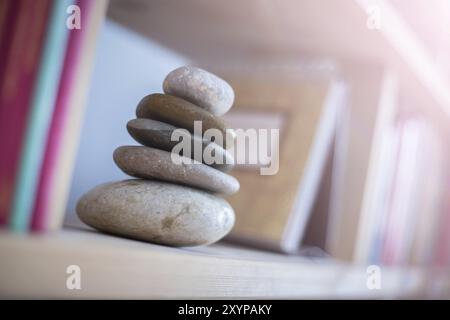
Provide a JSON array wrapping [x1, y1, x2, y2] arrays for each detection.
[[76, 179, 235, 246]]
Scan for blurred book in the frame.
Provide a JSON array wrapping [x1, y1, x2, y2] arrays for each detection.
[[368, 114, 447, 267], [325, 64, 390, 261], [0, 0, 107, 232], [32, 0, 108, 231], [9, 0, 73, 232], [222, 69, 347, 253], [434, 175, 450, 267], [323, 68, 450, 267], [0, 0, 52, 227]]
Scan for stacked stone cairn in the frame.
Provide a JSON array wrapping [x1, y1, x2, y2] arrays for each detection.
[[76, 66, 239, 247]]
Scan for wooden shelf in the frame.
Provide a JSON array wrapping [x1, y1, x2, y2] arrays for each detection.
[[0, 228, 439, 299]]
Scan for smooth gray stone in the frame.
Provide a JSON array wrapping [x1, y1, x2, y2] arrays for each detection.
[[127, 118, 234, 172], [76, 179, 235, 247], [113, 146, 240, 195], [136, 93, 236, 149], [163, 66, 234, 116]]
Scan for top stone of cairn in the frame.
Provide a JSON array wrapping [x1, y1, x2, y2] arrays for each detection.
[[163, 66, 234, 116]]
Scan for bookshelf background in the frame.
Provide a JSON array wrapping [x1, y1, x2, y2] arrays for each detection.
[[1, 0, 450, 298]]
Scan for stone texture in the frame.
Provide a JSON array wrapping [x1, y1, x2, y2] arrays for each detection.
[[163, 66, 234, 116], [76, 179, 235, 246], [136, 93, 236, 147], [113, 146, 240, 195], [127, 118, 234, 172]]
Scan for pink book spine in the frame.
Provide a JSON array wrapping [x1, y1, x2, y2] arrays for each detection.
[[0, 0, 50, 225], [31, 0, 92, 231], [0, 0, 21, 225], [380, 125, 403, 265], [433, 178, 450, 267]]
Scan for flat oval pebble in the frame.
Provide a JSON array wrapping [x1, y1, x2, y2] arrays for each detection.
[[163, 66, 234, 116], [76, 179, 235, 246], [113, 146, 240, 195], [127, 118, 234, 172], [136, 93, 236, 147]]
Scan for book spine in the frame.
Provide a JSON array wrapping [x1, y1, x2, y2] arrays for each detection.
[[31, 0, 91, 231], [409, 127, 446, 266], [381, 118, 426, 265], [1, 0, 51, 226], [0, 0, 49, 225], [0, 0, 19, 83], [367, 124, 400, 264], [46, 0, 108, 230], [433, 173, 450, 266], [9, 0, 73, 232], [0, 1, 20, 225]]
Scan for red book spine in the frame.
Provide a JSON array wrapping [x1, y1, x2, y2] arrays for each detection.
[[31, 0, 92, 231], [0, 0, 19, 225], [0, 0, 50, 225], [433, 178, 450, 267], [0, 0, 19, 84]]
